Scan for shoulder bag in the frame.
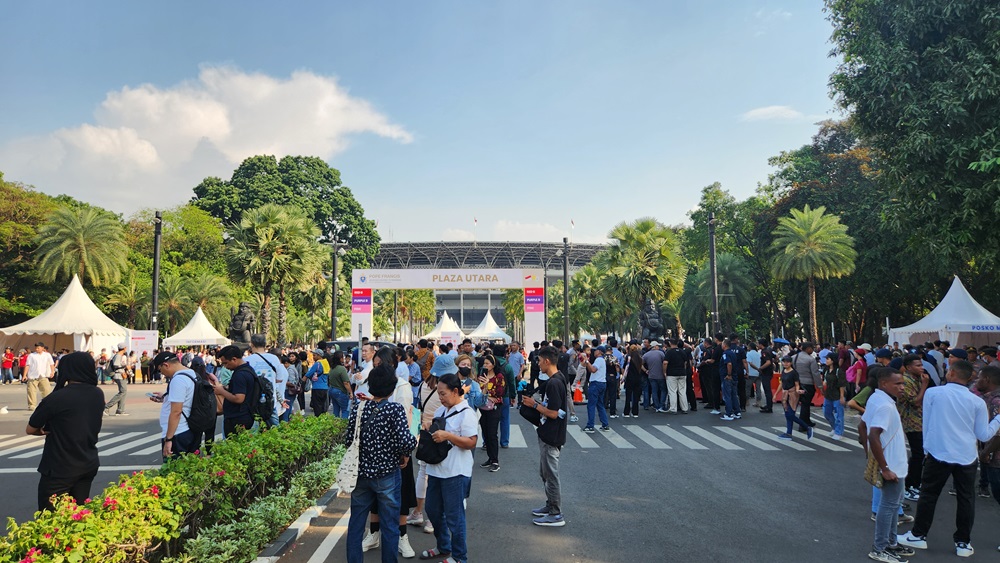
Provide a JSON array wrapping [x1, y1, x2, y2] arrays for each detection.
[[863, 428, 898, 489], [335, 401, 366, 497]]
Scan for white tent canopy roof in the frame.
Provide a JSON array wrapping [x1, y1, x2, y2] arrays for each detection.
[[162, 307, 231, 347], [888, 276, 1000, 346], [0, 275, 128, 352], [422, 311, 466, 340], [467, 311, 512, 343]]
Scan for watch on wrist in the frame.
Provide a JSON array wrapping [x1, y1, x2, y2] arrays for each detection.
[[165, 437, 173, 441]]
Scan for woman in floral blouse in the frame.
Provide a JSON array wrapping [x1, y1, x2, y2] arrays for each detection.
[[477, 354, 506, 472]]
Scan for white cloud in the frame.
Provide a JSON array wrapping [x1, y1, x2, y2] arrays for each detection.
[[0, 65, 412, 212], [740, 105, 805, 122]]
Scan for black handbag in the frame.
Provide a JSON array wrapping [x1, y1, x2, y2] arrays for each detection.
[[416, 407, 468, 464]]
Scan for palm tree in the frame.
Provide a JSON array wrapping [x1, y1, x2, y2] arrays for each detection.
[[595, 218, 686, 334], [691, 253, 753, 331], [226, 204, 324, 345], [104, 272, 147, 328], [187, 272, 232, 327], [770, 204, 857, 344], [34, 206, 127, 287], [159, 272, 192, 335]]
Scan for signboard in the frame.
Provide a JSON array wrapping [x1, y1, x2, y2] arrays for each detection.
[[440, 331, 462, 347], [129, 330, 159, 356], [351, 268, 546, 346], [352, 288, 372, 314]]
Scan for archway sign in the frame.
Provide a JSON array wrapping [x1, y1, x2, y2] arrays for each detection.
[[351, 268, 545, 345]]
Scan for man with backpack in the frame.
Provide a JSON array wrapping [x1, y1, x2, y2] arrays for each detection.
[[149, 352, 206, 460], [213, 345, 262, 437], [245, 334, 284, 427], [104, 344, 130, 416]]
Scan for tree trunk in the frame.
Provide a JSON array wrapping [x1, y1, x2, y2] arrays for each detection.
[[127, 306, 136, 329], [260, 283, 272, 343], [277, 284, 288, 347], [808, 276, 819, 344]]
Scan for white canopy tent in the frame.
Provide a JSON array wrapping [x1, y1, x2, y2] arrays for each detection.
[[467, 311, 512, 343], [888, 276, 1000, 347], [422, 311, 466, 340], [162, 307, 231, 347], [0, 275, 129, 353]]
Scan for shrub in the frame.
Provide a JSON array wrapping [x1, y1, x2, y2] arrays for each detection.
[[0, 415, 346, 563]]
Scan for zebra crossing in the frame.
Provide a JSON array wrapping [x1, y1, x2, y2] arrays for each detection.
[[0, 417, 860, 464]]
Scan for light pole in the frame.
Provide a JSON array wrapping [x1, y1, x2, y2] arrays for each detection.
[[150, 211, 163, 331], [330, 243, 347, 342], [562, 237, 570, 343], [708, 212, 721, 335]]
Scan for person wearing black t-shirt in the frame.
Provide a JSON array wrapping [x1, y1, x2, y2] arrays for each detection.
[[26, 352, 104, 511], [213, 345, 258, 437], [522, 346, 568, 527]]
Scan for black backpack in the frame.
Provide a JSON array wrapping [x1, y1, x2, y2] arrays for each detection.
[[249, 354, 277, 426], [174, 372, 217, 433], [416, 407, 468, 464]]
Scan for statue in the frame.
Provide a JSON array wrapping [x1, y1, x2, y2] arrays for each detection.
[[638, 298, 664, 342], [228, 302, 255, 345]]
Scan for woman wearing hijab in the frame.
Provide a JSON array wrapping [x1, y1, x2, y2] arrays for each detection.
[[25, 351, 105, 511]]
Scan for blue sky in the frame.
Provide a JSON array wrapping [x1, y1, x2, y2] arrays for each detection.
[[0, 1, 840, 244]]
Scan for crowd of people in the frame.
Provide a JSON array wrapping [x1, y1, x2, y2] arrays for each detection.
[[15, 329, 1000, 562]]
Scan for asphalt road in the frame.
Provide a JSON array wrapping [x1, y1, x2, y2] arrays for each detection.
[[2, 384, 997, 562]]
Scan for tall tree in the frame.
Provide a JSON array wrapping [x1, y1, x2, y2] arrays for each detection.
[[34, 205, 128, 287], [689, 253, 753, 332], [595, 217, 686, 334], [0, 174, 59, 324], [159, 272, 191, 335], [827, 0, 1000, 265], [770, 205, 857, 344], [104, 272, 147, 329], [193, 155, 380, 271], [187, 271, 233, 327]]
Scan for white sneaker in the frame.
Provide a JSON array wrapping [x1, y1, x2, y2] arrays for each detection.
[[398, 534, 415, 558], [710, 409, 721, 415], [720, 415, 735, 421], [955, 542, 974, 557], [897, 532, 927, 550], [831, 434, 842, 441], [423, 520, 434, 534], [405, 511, 424, 526], [362, 531, 380, 552]]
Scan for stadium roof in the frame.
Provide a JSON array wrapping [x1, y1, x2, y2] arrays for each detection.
[[371, 241, 605, 270]]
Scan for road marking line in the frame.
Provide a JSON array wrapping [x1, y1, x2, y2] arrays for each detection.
[[0, 465, 158, 474], [0, 435, 45, 450], [813, 418, 860, 438], [684, 426, 742, 450], [598, 428, 635, 449], [305, 508, 352, 563], [714, 427, 779, 450], [743, 427, 814, 451], [508, 425, 527, 448], [653, 426, 708, 450], [100, 433, 163, 456], [621, 426, 671, 449], [796, 434, 850, 452], [0, 437, 46, 457], [566, 426, 599, 448], [10, 432, 142, 459]]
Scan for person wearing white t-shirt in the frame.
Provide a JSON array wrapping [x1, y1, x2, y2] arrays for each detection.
[[148, 353, 197, 460], [859, 369, 909, 561], [245, 334, 283, 427], [422, 372, 477, 563], [25, 343, 54, 411]]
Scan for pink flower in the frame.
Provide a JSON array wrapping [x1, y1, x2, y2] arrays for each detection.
[[215, 470, 226, 476], [43, 534, 50, 539]]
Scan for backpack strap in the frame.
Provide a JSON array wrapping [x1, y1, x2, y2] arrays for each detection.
[[254, 353, 278, 373], [420, 383, 438, 411]]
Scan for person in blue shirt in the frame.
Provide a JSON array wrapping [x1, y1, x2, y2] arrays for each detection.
[[305, 349, 329, 415], [720, 339, 742, 421]]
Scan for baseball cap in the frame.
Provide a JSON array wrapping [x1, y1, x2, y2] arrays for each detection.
[[117, 342, 127, 350], [860, 343, 872, 351], [948, 348, 968, 360], [875, 349, 893, 359], [650, 341, 661, 347], [151, 352, 178, 371]]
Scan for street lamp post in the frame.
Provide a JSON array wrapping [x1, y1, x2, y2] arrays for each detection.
[[150, 211, 163, 331], [562, 237, 570, 343], [330, 243, 347, 342], [708, 212, 721, 335]]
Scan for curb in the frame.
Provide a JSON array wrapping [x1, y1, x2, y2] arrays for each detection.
[[253, 485, 341, 563]]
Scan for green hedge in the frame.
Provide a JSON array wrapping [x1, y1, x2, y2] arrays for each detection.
[[0, 415, 347, 563]]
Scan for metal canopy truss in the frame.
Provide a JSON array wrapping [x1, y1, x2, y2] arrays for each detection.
[[371, 241, 605, 270]]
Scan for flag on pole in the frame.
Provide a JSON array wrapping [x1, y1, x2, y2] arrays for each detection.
[[474, 217, 478, 226], [571, 219, 575, 228]]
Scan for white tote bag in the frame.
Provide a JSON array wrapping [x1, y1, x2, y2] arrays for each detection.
[[335, 401, 366, 497]]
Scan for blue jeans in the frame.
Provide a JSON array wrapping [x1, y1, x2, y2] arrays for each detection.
[[347, 470, 401, 563], [649, 379, 667, 410], [330, 388, 350, 418], [499, 397, 511, 447], [783, 403, 807, 434], [822, 399, 844, 436], [586, 381, 609, 428], [722, 377, 740, 416], [641, 374, 650, 408], [426, 475, 470, 563], [1, 366, 12, 383], [873, 478, 903, 551], [871, 486, 904, 515]]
